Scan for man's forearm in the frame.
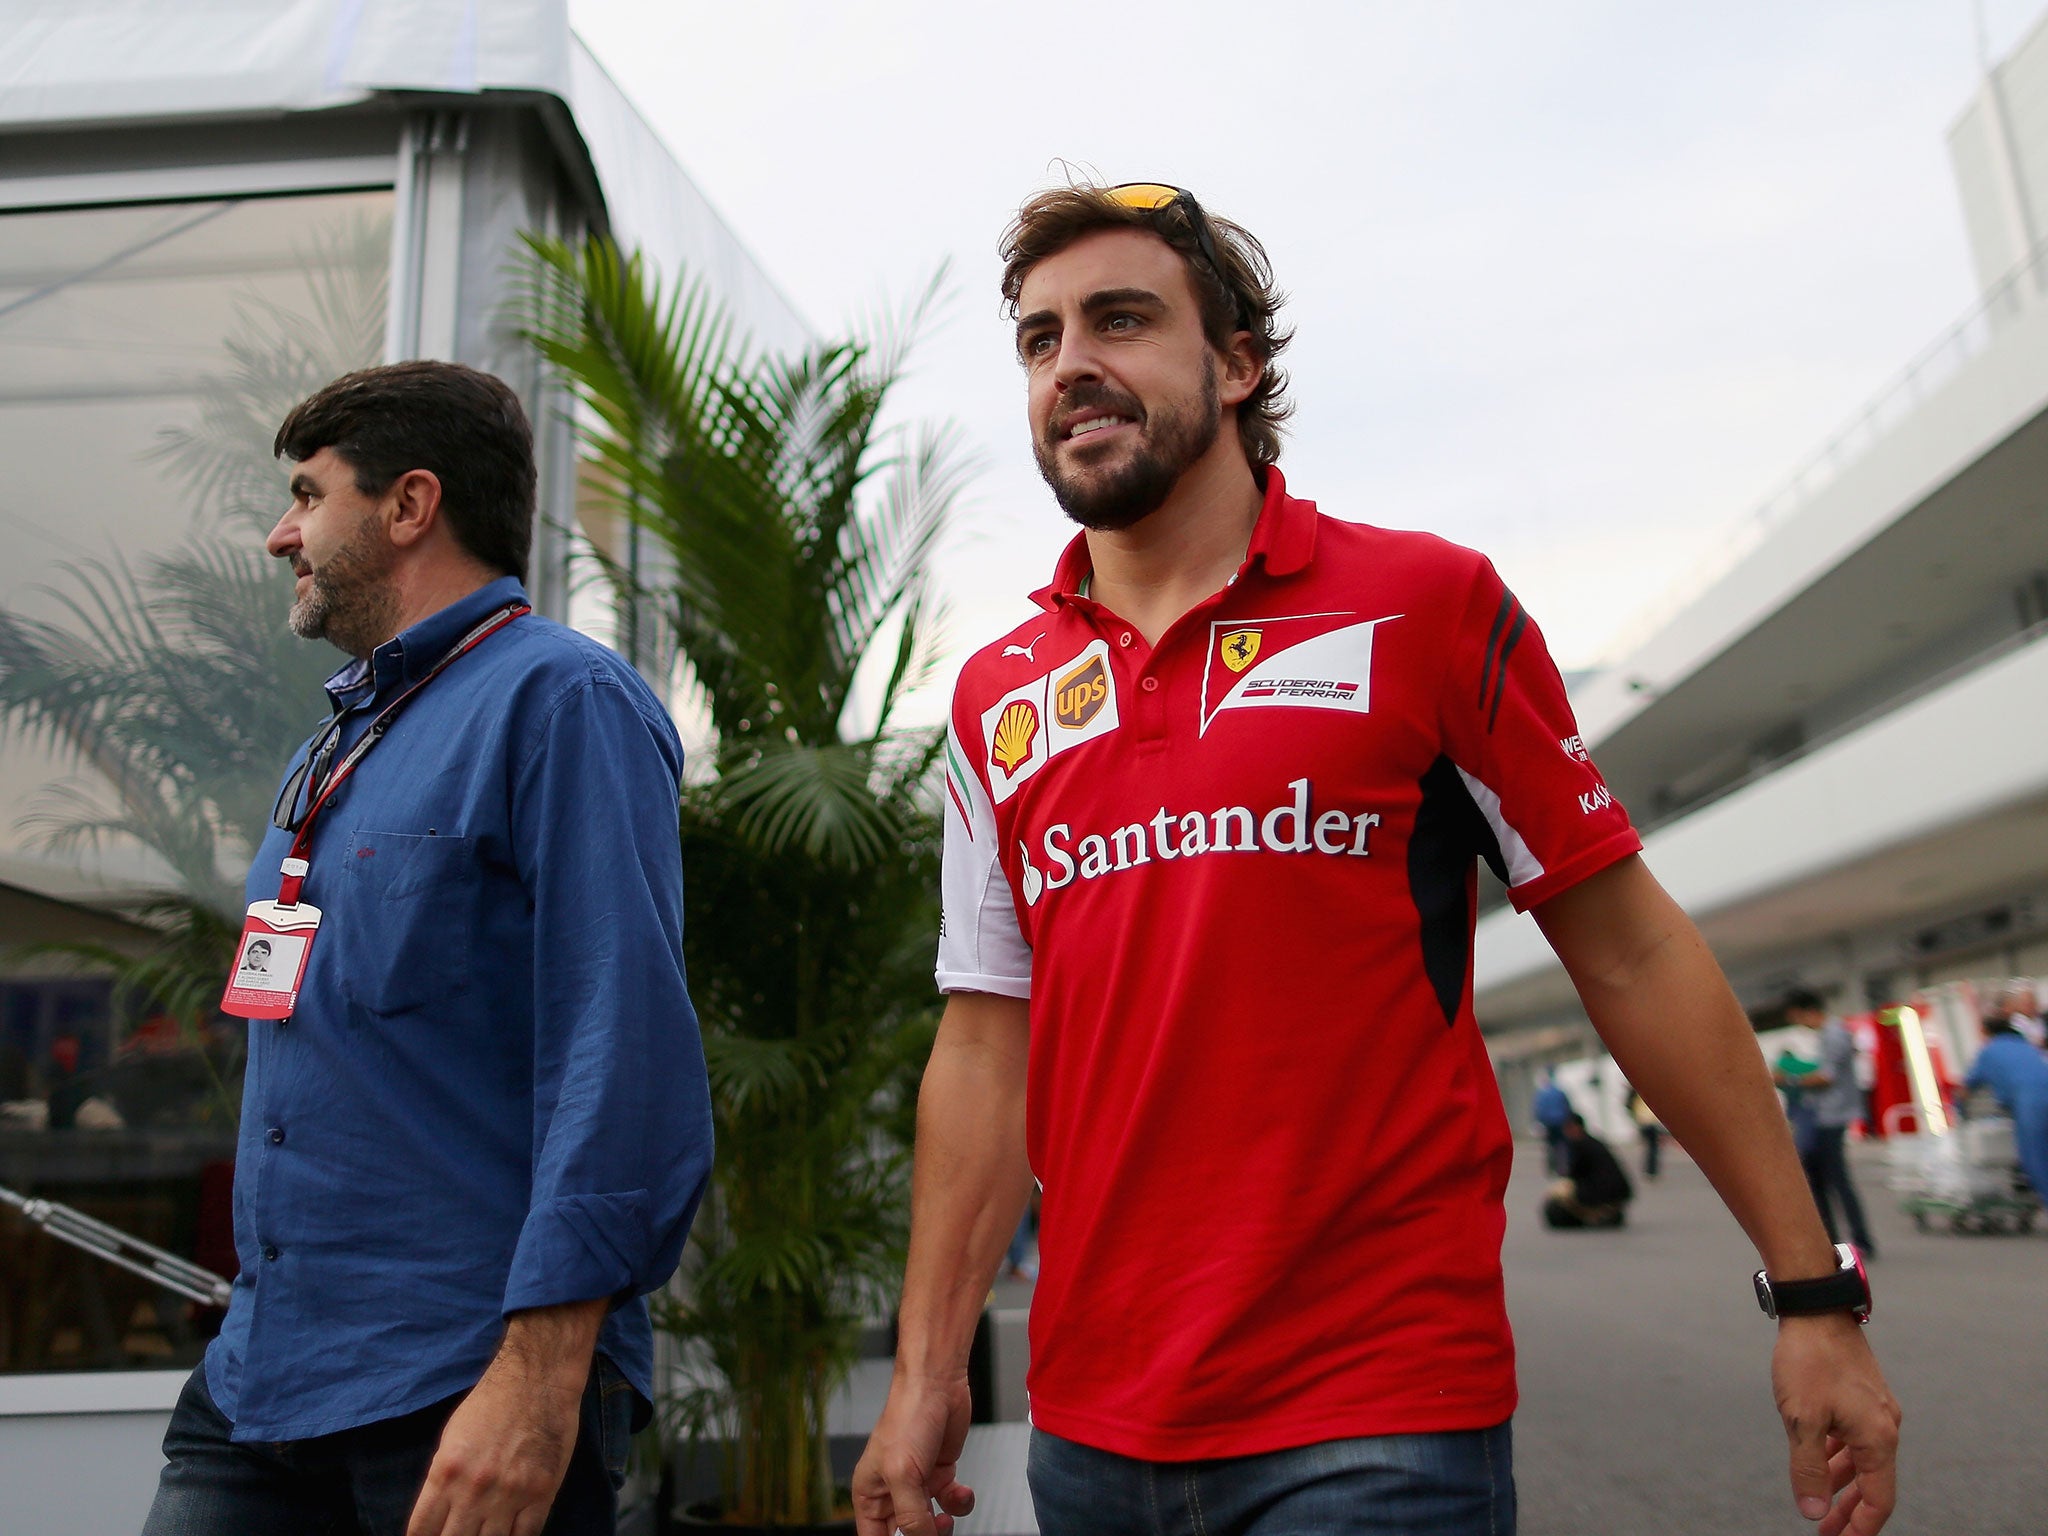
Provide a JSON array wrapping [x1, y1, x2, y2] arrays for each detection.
[[495, 1297, 607, 1395], [895, 993, 1034, 1383], [1537, 860, 1838, 1279]]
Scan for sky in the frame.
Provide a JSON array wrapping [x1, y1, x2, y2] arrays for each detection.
[[567, 0, 2046, 715]]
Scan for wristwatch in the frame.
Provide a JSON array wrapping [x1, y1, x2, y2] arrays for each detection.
[[1753, 1243, 1871, 1323]]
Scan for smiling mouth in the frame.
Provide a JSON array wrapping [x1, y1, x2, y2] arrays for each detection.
[[1063, 414, 1136, 442]]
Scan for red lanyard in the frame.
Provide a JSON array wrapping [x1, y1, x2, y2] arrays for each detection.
[[276, 602, 529, 907]]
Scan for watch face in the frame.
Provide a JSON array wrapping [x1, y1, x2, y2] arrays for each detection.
[[1753, 1269, 1778, 1318]]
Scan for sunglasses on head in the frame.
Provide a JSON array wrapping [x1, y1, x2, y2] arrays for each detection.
[[1105, 182, 1251, 329]]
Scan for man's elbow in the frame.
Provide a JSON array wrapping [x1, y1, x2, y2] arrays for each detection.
[[1532, 857, 1698, 997]]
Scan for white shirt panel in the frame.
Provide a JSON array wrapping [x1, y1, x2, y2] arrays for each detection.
[[936, 719, 1033, 997]]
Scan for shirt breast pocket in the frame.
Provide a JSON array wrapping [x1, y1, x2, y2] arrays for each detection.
[[338, 830, 478, 1016]]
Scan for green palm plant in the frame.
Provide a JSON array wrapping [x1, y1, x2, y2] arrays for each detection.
[[0, 210, 386, 1097], [522, 234, 966, 1528]]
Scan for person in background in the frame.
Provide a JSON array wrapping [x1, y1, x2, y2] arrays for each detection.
[[1776, 1038, 1822, 1167], [1962, 1015, 2048, 1205], [1627, 1086, 1666, 1179], [1542, 1114, 1634, 1229], [1532, 1069, 1573, 1176], [1992, 981, 2045, 1051], [44, 1033, 87, 1131], [1776, 988, 1878, 1260]]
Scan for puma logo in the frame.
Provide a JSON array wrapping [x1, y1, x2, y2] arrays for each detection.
[[1002, 634, 1045, 662]]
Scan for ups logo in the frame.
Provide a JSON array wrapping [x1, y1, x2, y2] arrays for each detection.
[[1053, 654, 1109, 730]]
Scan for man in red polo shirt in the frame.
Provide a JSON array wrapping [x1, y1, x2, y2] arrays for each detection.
[[853, 184, 1900, 1536]]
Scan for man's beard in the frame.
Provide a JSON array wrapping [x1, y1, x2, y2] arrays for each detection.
[[288, 512, 399, 658], [1034, 367, 1221, 532]]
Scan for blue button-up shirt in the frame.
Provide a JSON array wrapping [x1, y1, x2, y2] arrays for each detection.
[[207, 576, 712, 1442], [1966, 1031, 2048, 1114]]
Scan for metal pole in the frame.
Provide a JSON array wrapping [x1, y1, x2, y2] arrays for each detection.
[[1891, 1007, 1951, 1137], [0, 1183, 233, 1309]]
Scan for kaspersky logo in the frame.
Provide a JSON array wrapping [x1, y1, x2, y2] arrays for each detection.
[[983, 638, 1121, 803], [1200, 612, 1399, 735], [1014, 777, 1381, 908]]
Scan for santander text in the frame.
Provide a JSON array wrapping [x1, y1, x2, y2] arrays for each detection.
[[1020, 778, 1380, 907]]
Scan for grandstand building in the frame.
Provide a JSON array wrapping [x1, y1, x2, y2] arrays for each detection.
[[1479, 12, 2048, 1120]]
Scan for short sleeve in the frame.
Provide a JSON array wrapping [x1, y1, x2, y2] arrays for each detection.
[[1439, 557, 1641, 911], [936, 713, 1032, 997]]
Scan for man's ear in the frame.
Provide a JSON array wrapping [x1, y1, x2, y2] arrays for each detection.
[[384, 469, 445, 551], [1216, 331, 1263, 410]]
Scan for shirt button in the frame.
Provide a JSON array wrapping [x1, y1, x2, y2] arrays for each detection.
[[262, 1245, 280, 1263], [1119, 632, 1133, 647], [1142, 677, 1159, 692], [266, 1127, 285, 1146]]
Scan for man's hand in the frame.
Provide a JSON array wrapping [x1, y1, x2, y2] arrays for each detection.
[[1774, 1314, 1902, 1535], [851, 1372, 975, 1536], [407, 1298, 605, 1536]]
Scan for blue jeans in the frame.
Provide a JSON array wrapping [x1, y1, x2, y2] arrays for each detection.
[[1799, 1124, 1875, 1254], [141, 1355, 635, 1536], [1027, 1422, 1515, 1536]]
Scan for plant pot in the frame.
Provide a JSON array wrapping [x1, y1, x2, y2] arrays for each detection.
[[655, 1461, 864, 1536], [671, 1506, 856, 1535]]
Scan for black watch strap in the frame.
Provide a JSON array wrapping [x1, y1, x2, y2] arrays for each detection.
[[1753, 1243, 1871, 1322]]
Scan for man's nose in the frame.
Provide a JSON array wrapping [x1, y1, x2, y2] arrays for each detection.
[[265, 511, 299, 560], [1051, 329, 1104, 389]]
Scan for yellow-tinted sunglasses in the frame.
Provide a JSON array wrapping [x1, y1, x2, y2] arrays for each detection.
[[1107, 182, 1250, 328]]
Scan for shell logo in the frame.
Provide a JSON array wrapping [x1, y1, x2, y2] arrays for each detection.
[[991, 699, 1041, 775]]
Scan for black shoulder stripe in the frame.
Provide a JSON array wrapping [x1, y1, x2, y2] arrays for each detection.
[[1487, 607, 1529, 732], [1477, 589, 1516, 711]]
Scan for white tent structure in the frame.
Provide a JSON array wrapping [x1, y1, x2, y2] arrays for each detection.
[[0, 7, 802, 1529], [0, 0, 806, 899]]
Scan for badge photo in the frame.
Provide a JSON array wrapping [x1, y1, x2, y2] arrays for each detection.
[[221, 899, 323, 1021]]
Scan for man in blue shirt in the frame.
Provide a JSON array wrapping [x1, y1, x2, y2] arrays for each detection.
[[144, 361, 713, 1536], [1963, 1016, 2048, 1206]]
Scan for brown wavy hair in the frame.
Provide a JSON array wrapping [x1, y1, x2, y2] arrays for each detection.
[[999, 183, 1294, 467]]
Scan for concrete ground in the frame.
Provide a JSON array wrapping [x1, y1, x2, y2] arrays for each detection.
[[1507, 1140, 2046, 1536], [950, 1139, 2044, 1535]]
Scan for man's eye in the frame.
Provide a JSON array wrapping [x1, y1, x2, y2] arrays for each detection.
[[1024, 334, 1055, 358], [1105, 313, 1138, 332]]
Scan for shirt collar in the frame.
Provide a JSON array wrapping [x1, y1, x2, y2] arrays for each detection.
[[324, 574, 530, 703], [1029, 465, 1317, 611]]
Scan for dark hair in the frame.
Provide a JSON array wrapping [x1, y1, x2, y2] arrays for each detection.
[[1565, 1112, 1587, 1131], [1784, 987, 1827, 1015], [274, 361, 536, 580], [1985, 1015, 2019, 1037], [999, 183, 1294, 468]]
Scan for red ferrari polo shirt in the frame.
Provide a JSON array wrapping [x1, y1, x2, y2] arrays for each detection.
[[936, 467, 1640, 1460]]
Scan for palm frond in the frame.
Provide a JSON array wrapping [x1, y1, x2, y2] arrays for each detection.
[[520, 234, 964, 1527]]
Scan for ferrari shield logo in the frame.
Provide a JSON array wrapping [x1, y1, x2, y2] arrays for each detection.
[[1220, 629, 1262, 673]]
